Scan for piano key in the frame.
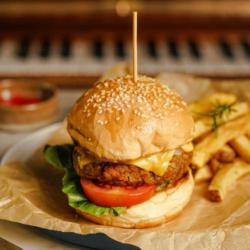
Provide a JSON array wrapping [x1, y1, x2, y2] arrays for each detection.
[[103, 40, 116, 68], [60, 38, 71, 58], [167, 40, 180, 59], [115, 40, 126, 59], [155, 40, 172, 72], [16, 37, 31, 59], [39, 38, 51, 58], [92, 39, 104, 59], [71, 39, 87, 62], [188, 39, 202, 59], [241, 39, 250, 59], [147, 40, 158, 59], [219, 39, 234, 60], [0, 40, 15, 60]]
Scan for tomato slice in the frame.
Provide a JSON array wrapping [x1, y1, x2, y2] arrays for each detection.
[[80, 179, 156, 207]]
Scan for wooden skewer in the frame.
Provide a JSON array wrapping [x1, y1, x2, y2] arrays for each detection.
[[133, 11, 138, 83]]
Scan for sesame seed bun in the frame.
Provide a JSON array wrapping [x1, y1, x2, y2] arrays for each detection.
[[76, 169, 194, 228], [67, 75, 194, 161]]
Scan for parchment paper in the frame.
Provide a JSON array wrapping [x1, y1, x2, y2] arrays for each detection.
[[1, 73, 250, 250]]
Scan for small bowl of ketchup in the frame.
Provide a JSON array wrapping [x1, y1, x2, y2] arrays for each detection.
[[0, 80, 59, 131]]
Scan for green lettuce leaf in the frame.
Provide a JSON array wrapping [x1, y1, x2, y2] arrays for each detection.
[[44, 144, 125, 216]]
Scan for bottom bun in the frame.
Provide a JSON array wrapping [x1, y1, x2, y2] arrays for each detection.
[[76, 169, 194, 228]]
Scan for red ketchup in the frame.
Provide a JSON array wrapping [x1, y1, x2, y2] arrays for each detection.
[[0, 95, 41, 106]]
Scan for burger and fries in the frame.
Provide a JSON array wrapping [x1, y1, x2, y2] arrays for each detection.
[[42, 57, 250, 229], [43, 63, 250, 229], [43, 11, 250, 228]]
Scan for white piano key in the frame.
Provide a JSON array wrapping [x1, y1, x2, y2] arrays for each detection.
[[105, 39, 117, 66], [1, 39, 16, 61], [157, 41, 172, 72]]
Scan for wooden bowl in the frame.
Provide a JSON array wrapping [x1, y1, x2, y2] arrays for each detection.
[[0, 80, 59, 132]]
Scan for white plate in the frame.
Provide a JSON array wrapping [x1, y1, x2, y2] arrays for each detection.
[[1, 123, 61, 165]]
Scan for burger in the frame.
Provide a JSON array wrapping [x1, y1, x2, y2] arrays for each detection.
[[44, 75, 194, 228]]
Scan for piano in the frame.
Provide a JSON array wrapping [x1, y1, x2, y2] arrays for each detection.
[[1, 0, 250, 87]]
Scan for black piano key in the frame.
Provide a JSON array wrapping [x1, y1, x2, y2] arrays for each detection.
[[241, 39, 250, 59], [92, 40, 104, 59], [188, 39, 201, 59], [167, 40, 180, 59], [115, 40, 126, 58], [39, 39, 51, 58], [147, 40, 158, 59], [17, 37, 30, 58], [61, 38, 71, 58], [219, 39, 234, 60]]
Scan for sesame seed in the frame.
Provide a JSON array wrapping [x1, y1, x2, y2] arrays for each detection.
[[97, 120, 104, 125]]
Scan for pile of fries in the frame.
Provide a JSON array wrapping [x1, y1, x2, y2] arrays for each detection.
[[190, 93, 250, 201]]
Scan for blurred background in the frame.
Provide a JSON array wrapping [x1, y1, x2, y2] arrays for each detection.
[[1, 0, 250, 87]]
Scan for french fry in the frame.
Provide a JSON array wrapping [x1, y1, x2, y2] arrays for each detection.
[[189, 92, 237, 120], [194, 165, 213, 183], [213, 144, 236, 163], [99, 62, 130, 81], [246, 131, 250, 139], [209, 145, 236, 173], [230, 135, 250, 162], [193, 102, 249, 139], [181, 142, 194, 153], [209, 158, 221, 174], [208, 159, 250, 201], [192, 114, 250, 168]]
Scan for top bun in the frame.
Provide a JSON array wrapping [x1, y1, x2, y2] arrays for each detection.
[[67, 75, 194, 161]]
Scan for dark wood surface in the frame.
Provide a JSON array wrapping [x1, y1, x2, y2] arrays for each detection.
[[1, 0, 250, 33]]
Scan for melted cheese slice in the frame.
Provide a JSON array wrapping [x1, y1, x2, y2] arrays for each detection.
[[126, 150, 175, 176]]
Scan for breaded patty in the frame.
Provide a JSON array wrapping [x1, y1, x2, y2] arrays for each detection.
[[73, 146, 191, 186]]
